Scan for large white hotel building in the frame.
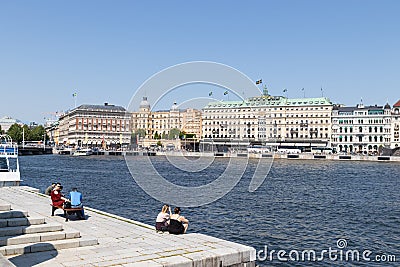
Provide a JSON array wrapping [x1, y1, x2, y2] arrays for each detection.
[[201, 90, 333, 151]]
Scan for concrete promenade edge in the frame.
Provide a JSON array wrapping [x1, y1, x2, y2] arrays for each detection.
[[0, 186, 256, 267]]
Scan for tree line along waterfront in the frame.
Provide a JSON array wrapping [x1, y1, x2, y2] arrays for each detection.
[[2, 123, 48, 144]]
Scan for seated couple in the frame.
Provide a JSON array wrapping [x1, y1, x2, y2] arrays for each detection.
[[51, 185, 85, 219], [155, 205, 189, 234]]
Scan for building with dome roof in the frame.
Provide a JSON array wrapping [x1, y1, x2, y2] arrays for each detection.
[[130, 97, 202, 148], [139, 96, 151, 112]]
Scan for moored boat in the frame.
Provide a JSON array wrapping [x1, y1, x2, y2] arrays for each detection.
[[0, 135, 21, 186], [72, 148, 92, 156]]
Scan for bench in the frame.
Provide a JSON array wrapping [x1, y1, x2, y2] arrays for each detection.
[[51, 204, 84, 222]]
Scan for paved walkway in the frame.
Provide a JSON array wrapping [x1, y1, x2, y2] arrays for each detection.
[[0, 187, 255, 267]]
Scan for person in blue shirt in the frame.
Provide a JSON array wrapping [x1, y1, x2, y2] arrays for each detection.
[[68, 187, 85, 219]]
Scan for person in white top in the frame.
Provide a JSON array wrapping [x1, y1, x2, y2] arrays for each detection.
[[155, 204, 171, 232]]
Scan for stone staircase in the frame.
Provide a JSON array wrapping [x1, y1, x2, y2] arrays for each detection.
[[0, 201, 98, 257]]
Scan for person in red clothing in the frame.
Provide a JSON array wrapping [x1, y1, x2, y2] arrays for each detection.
[[51, 184, 70, 215]]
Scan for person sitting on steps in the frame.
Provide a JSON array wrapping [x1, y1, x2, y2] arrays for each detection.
[[45, 182, 56, 196], [155, 204, 171, 232], [51, 184, 70, 216], [68, 187, 85, 220], [168, 207, 189, 234]]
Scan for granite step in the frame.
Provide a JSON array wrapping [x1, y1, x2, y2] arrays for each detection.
[[0, 237, 99, 256], [0, 217, 46, 228], [0, 223, 63, 237], [0, 230, 81, 246], [0, 204, 11, 212], [0, 211, 28, 220]]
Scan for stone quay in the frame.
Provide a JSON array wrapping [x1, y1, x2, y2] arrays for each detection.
[[0, 186, 256, 267]]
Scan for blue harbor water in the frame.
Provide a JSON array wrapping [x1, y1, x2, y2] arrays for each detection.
[[19, 155, 399, 266]]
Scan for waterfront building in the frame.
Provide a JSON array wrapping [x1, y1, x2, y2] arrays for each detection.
[[130, 97, 202, 144], [0, 116, 21, 132], [45, 121, 60, 145], [331, 103, 392, 154], [391, 100, 400, 149], [201, 91, 333, 150], [58, 103, 131, 148]]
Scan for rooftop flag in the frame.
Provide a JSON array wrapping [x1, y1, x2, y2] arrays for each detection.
[[256, 79, 262, 85], [283, 89, 287, 93], [209, 91, 213, 96]]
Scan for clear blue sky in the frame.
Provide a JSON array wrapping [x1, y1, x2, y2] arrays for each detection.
[[1, 0, 399, 123]]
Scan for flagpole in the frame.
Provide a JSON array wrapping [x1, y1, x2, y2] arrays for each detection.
[[72, 93, 77, 108], [223, 90, 229, 101], [256, 79, 263, 95]]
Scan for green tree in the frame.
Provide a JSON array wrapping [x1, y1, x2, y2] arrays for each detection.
[[136, 129, 146, 138], [0, 125, 3, 134], [185, 133, 195, 138], [156, 140, 162, 147], [168, 128, 180, 140], [131, 129, 146, 143], [6, 124, 49, 144], [131, 133, 136, 144], [30, 125, 47, 141], [154, 131, 159, 139], [7, 124, 23, 143], [22, 125, 32, 141]]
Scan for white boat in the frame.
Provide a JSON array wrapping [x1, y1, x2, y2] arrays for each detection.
[[0, 135, 21, 186], [72, 148, 92, 156], [57, 146, 73, 155]]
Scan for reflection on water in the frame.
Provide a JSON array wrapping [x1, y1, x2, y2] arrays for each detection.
[[20, 155, 400, 266]]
